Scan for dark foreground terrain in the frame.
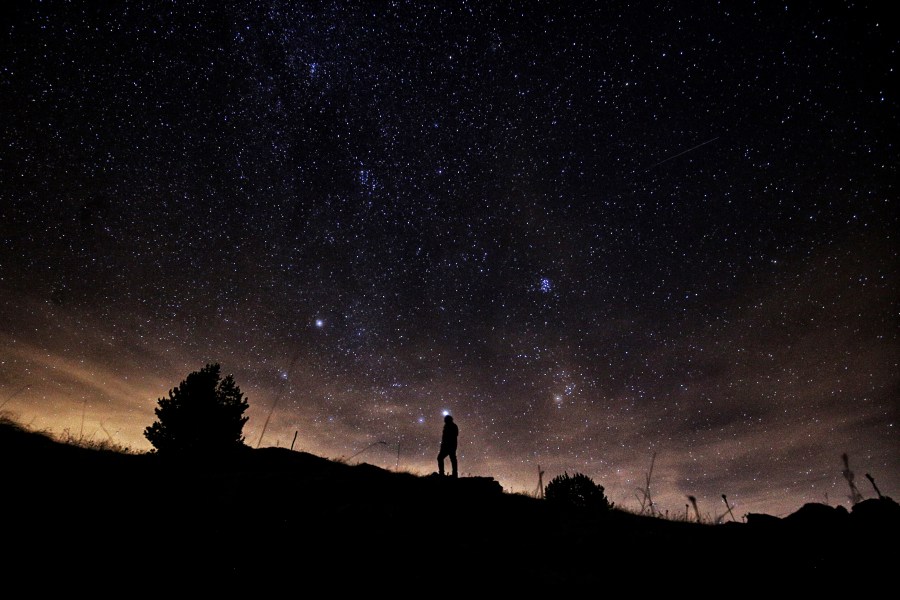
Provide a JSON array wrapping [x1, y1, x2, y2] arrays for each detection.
[[3, 420, 897, 594]]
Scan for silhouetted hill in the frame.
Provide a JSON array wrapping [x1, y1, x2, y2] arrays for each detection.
[[3, 419, 897, 594]]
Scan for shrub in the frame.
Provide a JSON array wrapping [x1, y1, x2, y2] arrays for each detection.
[[545, 471, 611, 513]]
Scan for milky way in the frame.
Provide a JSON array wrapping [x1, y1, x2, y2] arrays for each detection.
[[1, 1, 896, 519]]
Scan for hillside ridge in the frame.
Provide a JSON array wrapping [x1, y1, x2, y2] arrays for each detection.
[[3, 419, 897, 592]]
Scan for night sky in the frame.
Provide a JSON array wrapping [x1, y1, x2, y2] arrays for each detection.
[[1, 1, 896, 520]]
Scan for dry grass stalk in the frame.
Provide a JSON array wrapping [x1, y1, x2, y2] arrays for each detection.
[[865, 473, 883, 499], [842, 453, 864, 505], [688, 495, 701, 523], [635, 452, 657, 515], [722, 494, 738, 522]]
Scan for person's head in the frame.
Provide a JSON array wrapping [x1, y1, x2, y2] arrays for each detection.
[[444, 414, 453, 423]]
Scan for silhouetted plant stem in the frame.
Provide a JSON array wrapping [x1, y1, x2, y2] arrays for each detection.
[[348, 440, 387, 461], [0, 384, 30, 411], [99, 421, 114, 442], [637, 452, 657, 515], [865, 473, 883, 499], [258, 351, 301, 448], [79, 397, 87, 441], [842, 453, 864, 504], [688, 495, 701, 523], [722, 494, 737, 522]]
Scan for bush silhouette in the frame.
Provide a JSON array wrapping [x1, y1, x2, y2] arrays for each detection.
[[545, 471, 611, 512], [144, 363, 249, 457]]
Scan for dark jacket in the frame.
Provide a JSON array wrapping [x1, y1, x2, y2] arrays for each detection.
[[441, 420, 458, 452]]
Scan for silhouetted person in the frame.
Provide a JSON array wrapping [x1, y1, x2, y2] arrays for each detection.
[[437, 414, 458, 478]]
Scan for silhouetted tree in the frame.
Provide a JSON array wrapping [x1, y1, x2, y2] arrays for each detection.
[[545, 471, 611, 513], [144, 363, 249, 457]]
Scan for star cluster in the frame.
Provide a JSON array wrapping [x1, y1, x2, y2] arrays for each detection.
[[1, 2, 896, 518]]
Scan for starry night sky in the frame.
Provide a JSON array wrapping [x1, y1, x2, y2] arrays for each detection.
[[1, 1, 896, 519]]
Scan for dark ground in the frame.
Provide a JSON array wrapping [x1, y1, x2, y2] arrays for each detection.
[[3, 420, 897, 595]]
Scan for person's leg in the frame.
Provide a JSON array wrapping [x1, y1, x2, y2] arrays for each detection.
[[437, 451, 446, 475], [450, 453, 458, 478]]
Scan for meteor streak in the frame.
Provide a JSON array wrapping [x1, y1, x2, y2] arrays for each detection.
[[643, 136, 720, 171]]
